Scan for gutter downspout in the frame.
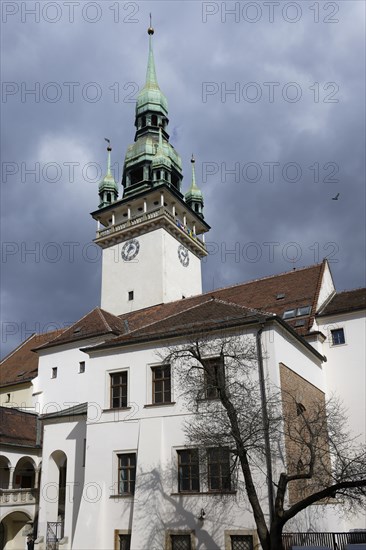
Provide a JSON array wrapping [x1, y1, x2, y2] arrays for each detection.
[[256, 323, 275, 526]]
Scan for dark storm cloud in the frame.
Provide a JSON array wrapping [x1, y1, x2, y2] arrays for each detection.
[[1, 1, 365, 357]]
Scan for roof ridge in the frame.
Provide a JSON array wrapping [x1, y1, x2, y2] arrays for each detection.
[[211, 296, 275, 318], [97, 307, 114, 332], [334, 287, 366, 295], [116, 262, 325, 324], [0, 333, 36, 364], [204, 261, 325, 297], [1, 329, 65, 364], [124, 297, 218, 335], [44, 307, 101, 345]]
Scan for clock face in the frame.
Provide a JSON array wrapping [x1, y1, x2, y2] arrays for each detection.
[[178, 244, 189, 267], [121, 239, 140, 261]]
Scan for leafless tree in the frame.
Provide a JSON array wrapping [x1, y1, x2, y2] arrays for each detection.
[[162, 333, 366, 550]]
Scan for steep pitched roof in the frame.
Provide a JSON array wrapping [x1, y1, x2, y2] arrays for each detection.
[[2, 262, 327, 366], [317, 288, 366, 316], [89, 298, 268, 350], [34, 307, 126, 351], [0, 406, 39, 447], [117, 261, 325, 337], [0, 329, 65, 387]]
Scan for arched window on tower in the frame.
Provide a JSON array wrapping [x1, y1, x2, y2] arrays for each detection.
[[141, 116, 146, 127], [107, 193, 111, 203], [151, 115, 158, 127], [130, 168, 144, 185]]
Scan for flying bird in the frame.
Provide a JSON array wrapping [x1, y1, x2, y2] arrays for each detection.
[[332, 193, 340, 200]]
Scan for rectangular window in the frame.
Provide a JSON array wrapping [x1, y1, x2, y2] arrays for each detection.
[[230, 535, 254, 550], [111, 372, 128, 409], [203, 356, 224, 399], [79, 361, 85, 373], [119, 534, 131, 550], [118, 453, 136, 495], [152, 365, 171, 404], [128, 291, 134, 301], [51, 367, 57, 379], [177, 449, 200, 492], [170, 535, 191, 550], [331, 328, 345, 345], [207, 447, 231, 492]]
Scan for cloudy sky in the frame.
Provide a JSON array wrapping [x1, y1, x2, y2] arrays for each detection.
[[1, 1, 365, 357]]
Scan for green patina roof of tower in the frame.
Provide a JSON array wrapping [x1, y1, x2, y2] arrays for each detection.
[[136, 29, 168, 116], [185, 155, 203, 202], [124, 135, 182, 170], [99, 147, 118, 193], [151, 127, 172, 168]]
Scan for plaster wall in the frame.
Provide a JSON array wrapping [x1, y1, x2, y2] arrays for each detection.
[[100, 228, 202, 315]]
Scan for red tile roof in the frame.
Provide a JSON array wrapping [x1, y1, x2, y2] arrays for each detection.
[[98, 298, 266, 348], [0, 406, 39, 447], [117, 261, 325, 337], [318, 288, 366, 316], [35, 307, 126, 350], [0, 329, 65, 387], [0, 262, 331, 374]]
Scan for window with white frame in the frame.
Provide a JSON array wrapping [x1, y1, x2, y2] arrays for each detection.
[[202, 356, 224, 399], [330, 328, 345, 345], [110, 371, 128, 408], [207, 447, 231, 492], [152, 364, 172, 404], [177, 449, 200, 492], [117, 453, 136, 495]]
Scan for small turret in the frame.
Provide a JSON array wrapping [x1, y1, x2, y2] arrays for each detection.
[[185, 155, 204, 218], [98, 140, 118, 209]]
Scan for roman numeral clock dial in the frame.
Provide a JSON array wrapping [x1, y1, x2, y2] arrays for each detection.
[[178, 244, 189, 267]]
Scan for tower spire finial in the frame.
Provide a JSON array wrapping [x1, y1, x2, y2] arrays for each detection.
[[104, 137, 112, 175], [145, 14, 158, 86], [148, 13, 154, 35], [191, 154, 197, 188]]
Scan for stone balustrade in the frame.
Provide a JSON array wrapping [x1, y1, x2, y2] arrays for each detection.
[[0, 488, 37, 506]]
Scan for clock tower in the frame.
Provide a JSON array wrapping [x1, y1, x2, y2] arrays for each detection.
[[91, 24, 210, 316]]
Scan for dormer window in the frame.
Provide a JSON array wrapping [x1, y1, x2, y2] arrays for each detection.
[[297, 305, 311, 316], [283, 306, 311, 319], [283, 309, 296, 319]]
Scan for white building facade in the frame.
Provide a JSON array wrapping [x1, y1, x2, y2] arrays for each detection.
[[1, 24, 365, 550]]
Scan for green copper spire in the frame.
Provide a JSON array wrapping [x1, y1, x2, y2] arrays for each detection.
[[122, 22, 183, 198], [185, 155, 204, 218], [98, 139, 118, 208], [136, 21, 168, 117], [146, 16, 158, 87]]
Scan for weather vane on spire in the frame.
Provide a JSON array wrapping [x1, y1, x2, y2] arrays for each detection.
[[148, 13, 154, 35], [104, 137, 112, 151]]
